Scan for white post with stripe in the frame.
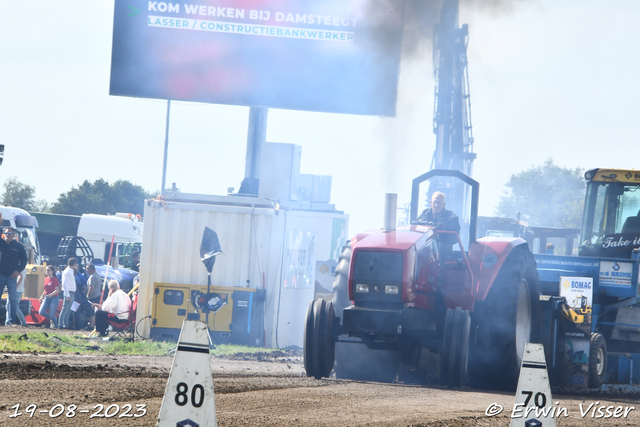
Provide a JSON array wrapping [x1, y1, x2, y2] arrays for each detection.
[[157, 320, 217, 427], [510, 343, 557, 427]]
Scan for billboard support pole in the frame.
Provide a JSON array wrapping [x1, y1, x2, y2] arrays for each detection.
[[239, 106, 268, 195], [161, 100, 171, 196]]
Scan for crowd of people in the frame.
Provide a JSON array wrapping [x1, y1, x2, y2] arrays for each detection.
[[33, 257, 134, 336], [0, 211, 136, 336]]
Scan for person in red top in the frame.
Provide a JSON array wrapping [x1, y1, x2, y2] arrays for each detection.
[[39, 266, 61, 329]]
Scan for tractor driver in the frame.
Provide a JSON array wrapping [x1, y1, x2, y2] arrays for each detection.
[[415, 192, 461, 258]]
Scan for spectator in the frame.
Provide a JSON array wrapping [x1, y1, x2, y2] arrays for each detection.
[[9, 269, 28, 326], [39, 266, 61, 328], [131, 251, 140, 272], [85, 263, 103, 328], [86, 264, 103, 303], [58, 258, 78, 329], [72, 268, 90, 330], [91, 280, 132, 337], [1, 226, 28, 326]]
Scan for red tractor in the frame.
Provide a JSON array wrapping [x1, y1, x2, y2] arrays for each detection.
[[304, 170, 540, 388]]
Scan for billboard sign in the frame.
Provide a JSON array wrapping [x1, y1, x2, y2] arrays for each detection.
[[110, 0, 405, 116]]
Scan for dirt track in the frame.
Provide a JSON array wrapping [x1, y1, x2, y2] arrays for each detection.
[[1, 349, 639, 426]]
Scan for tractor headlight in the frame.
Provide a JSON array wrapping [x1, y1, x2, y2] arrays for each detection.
[[385, 285, 399, 294], [355, 284, 369, 293]]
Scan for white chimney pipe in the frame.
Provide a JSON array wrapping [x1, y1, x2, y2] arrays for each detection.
[[383, 193, 397, 232]]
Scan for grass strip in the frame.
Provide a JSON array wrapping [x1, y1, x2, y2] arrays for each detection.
[[0, 332, 281, 357]]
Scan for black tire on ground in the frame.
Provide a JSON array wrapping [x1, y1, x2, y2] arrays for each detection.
[[468, 248, 540, 390], [438, 308, 454, 385], [589, 332, 607, 388], [449, 307, 470, 387], [439, 307, 470, 388], [314, 299, 336, 379], [304, 299, 337, 379], [312, 299, 326, 377], [303, 300, 316, 377]]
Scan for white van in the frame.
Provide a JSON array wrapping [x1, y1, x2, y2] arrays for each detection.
[[77, 213, 143, 262]]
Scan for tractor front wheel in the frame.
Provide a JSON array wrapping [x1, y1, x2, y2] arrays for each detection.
[[303, 299, 336, 379]]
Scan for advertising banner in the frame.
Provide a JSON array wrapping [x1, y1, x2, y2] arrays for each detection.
[[559, 276, 593, 309], [599, 260, 633, 287], [110, 0, 405, 116], [315, 259, 337, 294], [599, 233, 640, 258], [283, 230, 315, 289]]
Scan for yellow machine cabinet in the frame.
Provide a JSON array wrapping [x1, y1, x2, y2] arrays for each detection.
[[1, 265, 47, 300], [24, 265, 48, 299], [150, 282, 265, 346]]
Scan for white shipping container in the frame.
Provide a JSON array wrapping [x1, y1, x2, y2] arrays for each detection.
[[137, 196, 348, 348]]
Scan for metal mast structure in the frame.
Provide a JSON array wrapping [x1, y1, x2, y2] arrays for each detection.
[[429, 0, 475, 229]]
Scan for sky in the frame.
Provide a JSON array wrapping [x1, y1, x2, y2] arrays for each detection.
[[1, 0, 639, 236]]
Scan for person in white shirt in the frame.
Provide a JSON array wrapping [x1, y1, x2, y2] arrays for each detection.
[[58, 258, 78, 329], [91, 280, 132, 337]]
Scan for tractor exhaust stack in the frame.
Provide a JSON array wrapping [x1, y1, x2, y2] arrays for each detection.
[[383, 193, 397, 232]]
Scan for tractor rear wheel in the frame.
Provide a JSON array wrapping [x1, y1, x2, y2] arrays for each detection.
[[469, 249, 540, 390], [303, 299, 336, 379], [439, 307, 470, 388], [589, 333, 607, 388]]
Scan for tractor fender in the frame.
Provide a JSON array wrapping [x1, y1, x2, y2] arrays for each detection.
[[468, 237, 530, 302]]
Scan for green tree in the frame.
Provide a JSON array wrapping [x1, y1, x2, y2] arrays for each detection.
[[2, 177, 37, 210], [33, 199, 51, 212], [51, 179, 153, 216], [496, 159, 585, 228]]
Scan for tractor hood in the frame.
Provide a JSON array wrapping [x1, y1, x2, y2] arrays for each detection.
[[352, 225, 433, 251]]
